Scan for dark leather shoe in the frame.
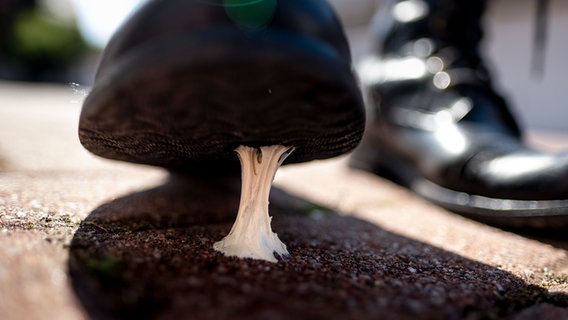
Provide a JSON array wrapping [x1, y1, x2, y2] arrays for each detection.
[[350, 0, 568, 229], [79, 0, 364, 171]]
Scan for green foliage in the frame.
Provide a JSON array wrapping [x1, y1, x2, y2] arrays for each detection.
[[9, 9, 86, 67], [87, 257, 120, 278]]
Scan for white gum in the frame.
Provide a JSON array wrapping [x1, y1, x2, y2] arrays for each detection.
[[213, 145, 294, 263]]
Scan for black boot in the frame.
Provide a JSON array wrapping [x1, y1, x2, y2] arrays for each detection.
[[79, 0, 364, 172], [351, 0, 568, 229]]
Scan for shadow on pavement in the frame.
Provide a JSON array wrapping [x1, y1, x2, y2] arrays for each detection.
[[512, 229, 568, 252], [68, 174, 568, 319]]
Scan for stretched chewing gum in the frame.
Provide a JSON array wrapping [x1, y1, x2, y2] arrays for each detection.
[[214, 145, 294, 262]]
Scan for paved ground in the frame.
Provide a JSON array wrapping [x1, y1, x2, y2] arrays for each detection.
[[0, 81, 567, 319]]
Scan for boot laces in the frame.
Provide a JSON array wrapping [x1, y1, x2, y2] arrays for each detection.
[[532, 0, 549, 77]]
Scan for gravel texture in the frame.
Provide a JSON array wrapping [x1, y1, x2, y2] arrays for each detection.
[[1, 82, 568, 319], [68, 185, 567, 319]]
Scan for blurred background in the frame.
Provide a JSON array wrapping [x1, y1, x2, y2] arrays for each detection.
[[0, 0, 566, 132], [0, 0, 145, 84]]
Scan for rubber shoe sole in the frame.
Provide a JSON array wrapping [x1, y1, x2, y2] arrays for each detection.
[[79, 28, 365, 171], [349, 139, 568, 231]]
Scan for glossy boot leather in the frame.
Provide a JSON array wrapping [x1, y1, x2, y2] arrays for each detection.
[[79, 0, 364, 171], [351, 0, 568, 229]]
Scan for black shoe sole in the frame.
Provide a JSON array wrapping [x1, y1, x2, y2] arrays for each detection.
[[79, 28, 364, 171], [349, 139, 568, 230]]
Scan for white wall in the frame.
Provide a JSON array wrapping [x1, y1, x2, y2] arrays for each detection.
[[485, 0, 568, 132], [332, 0, 568, 133]]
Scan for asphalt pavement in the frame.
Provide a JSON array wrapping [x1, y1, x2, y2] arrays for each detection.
[[0, 81, 567, 319]]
